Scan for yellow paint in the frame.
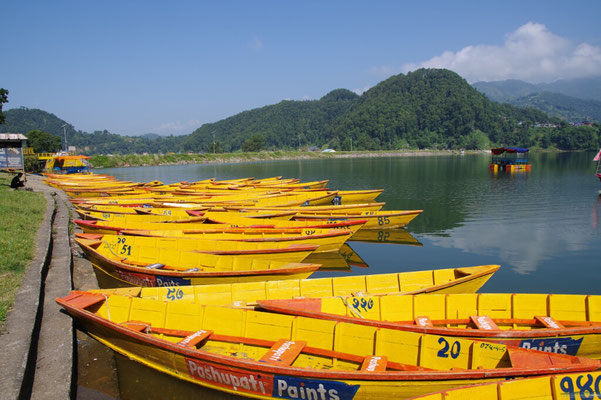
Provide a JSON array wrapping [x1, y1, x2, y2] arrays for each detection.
[[411, 371, 601, 400]]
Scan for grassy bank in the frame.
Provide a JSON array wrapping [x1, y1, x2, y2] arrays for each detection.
[[88, 149, 474, 169], [0, 173, 46, 325]]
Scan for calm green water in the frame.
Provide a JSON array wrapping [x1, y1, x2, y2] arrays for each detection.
[[83, 152, 601, 400], [96, 152, 601, 294]]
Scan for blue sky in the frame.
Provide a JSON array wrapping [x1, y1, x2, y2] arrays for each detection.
[[2, 1, 600, 136]]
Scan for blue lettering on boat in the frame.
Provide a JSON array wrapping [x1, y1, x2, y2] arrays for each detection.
[[273, 375, 359, 400], [519, 337, 583, 355], [155, 276, 191, 287]]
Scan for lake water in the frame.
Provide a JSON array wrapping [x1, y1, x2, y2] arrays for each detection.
[[96, 152, 601, 294], [83, 152, 601, 399]]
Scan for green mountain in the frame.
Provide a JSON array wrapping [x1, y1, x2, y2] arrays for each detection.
[[181, 89, 359, 152], [325, 69, 549, 150], [510, 92, 601, 122], [183, 69, 550, 152], [473, 77, 601, 102], [0, 107, 185, 154], [2, 69, 599, 154], [473, 77, 601, 122], [472, 80, 540, 103]]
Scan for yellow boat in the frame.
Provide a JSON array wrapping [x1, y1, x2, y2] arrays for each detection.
[[327, 189, 384, 204], [42, 154, 91, 175], [258, 292, 601, 359], [121, 228, 352, 253], [293, 210, 423, 229], [136, 207, 297, 221], [75, 237, 319, 287], [95, 264, 501, 306], [75, 233, 319, 262], [251, 179, 329, 189], [228, 202, 387, 214], [57, 291, 600, 400], [409, 370, 601, 400], [74, 211, 367, 234]]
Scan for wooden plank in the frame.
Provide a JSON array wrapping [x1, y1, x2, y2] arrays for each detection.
[[121, 321, 149, 332], [361, 355, 388, 372], [177, 329, 213, 347], [415, 316, 433, 327], [259, 339, 306, 366], [534, 316, 565, 329], [470, 315, 499, 330]]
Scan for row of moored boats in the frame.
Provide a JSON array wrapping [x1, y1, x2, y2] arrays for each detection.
[[46, 172, 601, 400]]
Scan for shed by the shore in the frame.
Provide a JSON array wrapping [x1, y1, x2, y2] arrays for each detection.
[[0, 133, 28, 174]]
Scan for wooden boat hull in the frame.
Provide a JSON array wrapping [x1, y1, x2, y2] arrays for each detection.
[[121, 228, 352, 253], [75, 212, 367, 235], [96, 264, 501, 306], [258, 293, 601, 359], [409, 370, 601, 400], [77, 237, 319, 287], [294, 210, 423, 229], [57, 292, 600, 400], [329, 189, 384, 204]]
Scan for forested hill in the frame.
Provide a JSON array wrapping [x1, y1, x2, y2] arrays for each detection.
[[0, 107, 185, 154], [2, 69, 600, 154], [183, 69, 552, 152], [180, 89, 359, 152], [472, 77, 601, 122]]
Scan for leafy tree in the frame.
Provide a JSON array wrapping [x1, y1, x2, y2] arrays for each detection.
[[0, 88, 8, 124], [26, 129, 62, 153], [242, 134, 265, 152]]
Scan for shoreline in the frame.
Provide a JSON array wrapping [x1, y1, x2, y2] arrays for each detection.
[[90, 149, 489, 169]]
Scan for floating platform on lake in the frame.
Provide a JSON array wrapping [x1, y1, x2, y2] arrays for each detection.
[[489, 147, 531, 172]]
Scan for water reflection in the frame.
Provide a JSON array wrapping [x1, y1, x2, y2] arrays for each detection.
[[350, 228, 422, 246]]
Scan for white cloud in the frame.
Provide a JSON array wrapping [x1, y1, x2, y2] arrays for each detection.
[[353, 85, 372, 95], [250, 36, 263, 52], [393, 22, 601, 83], [154, 119, 200, 135]]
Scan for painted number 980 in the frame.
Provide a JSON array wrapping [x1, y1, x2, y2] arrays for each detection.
[[560, 374, 601, 400]]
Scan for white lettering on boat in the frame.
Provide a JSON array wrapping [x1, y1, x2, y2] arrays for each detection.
[[270, 341, 294, 361], [365, 356, 381, 371], [186, 359, 272, 394], [476, 316, 493, 330]]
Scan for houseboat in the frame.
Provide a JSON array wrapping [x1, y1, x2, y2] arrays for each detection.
[[489, 147, 530, 172]]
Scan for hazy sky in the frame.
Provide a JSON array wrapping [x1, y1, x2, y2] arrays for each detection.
[[2, 1, 600, 136]]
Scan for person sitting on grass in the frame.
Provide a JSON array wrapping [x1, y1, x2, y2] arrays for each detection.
[[10, 172, 25, 189]]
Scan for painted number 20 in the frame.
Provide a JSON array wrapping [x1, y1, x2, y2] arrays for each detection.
[[437, 337, 461, 359]]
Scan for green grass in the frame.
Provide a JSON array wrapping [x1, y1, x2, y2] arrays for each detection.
[[0, 172, 46, 325]]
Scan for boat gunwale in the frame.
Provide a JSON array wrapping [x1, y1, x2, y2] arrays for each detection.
[[56, 293, 600, 382], [257, 297, 601, 338], [76, 238, 320, 278]]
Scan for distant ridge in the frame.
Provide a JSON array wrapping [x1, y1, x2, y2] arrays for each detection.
[[2, 69, 599, 154], [473, 77, 601, 121]]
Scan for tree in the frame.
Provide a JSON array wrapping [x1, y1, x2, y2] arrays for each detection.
[[26, 130, 62, 153], [242, 134, 265, 152], [0, 88, 8, 124]]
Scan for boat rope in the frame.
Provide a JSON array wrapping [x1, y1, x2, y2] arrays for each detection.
[[338, 296, 364, 319], [101, 294, 111, 322], [104, 241, 128, 262]]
